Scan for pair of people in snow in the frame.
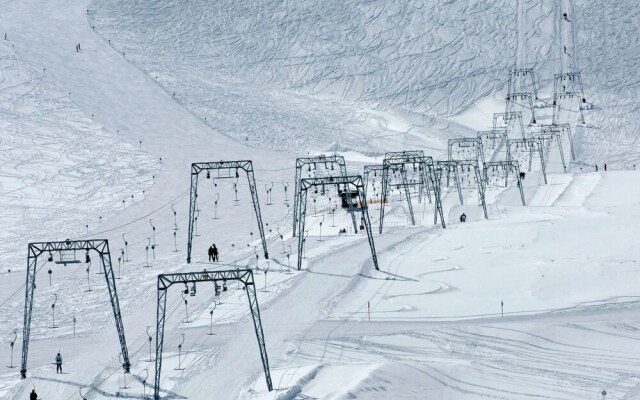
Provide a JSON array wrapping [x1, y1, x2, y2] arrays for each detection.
[[208, 244, 219, 262]]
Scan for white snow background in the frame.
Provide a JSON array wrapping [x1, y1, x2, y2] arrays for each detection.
[[1, 0, 640, 399]]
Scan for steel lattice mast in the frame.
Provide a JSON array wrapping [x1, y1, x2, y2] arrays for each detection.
[[153, 269, 271, 399], [294, 175, 378, 271], [186, 161, 268, 263], [292, 155, 356, 236], [20, 239, 130, 378]]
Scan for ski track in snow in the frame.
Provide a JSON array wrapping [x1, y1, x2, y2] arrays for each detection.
[[1, 0, 640, 399]]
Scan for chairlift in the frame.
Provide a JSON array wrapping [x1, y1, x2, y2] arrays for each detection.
[[190, 283, 196, 297], [206, 171, 210, 179], [235, 169, 239, 178], [85, 251, 91, 264], [48, 252, 53, 262]]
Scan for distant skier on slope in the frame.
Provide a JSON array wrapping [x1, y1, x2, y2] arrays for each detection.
[[460, 213, 467, 223], [604, 163, 607, 171], [55, 352, 62, 373], [595, 164, 598, 172], [208, 245, 214, 262], [30, 389, 37, 400]]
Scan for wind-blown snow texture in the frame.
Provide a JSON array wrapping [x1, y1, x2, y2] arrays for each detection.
[[2, 0, 640, 399]]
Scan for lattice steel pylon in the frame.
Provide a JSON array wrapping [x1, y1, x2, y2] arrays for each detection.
[[154, 269, 271, 400], [294, 175, 378, 271], [507, 68, 539, 101], [533, 127, 567, 172], [379, 151, 445, 233], [478, 129, 508, 162], [493, 112, 526, 139], [436, 161, 464, 205], [542, 123, 575, 160], [20, 239, 130, 378], [482, 161, 526, 206], [362, 164, 386, 199], [187, 161, 268, 263], [449, 160, 488, 218], [293, 155, 356, 236], [447, 138, 486, 167], [507, 138, 547, 184]]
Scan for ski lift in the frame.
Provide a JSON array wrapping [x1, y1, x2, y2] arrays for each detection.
[[48, 252, 53, 262], [183, 284, 189, 295], [330, 164, 334, 171], [235, 169, 239, 178], [206, 171, 210, 179], [85, 251, 91, 264], [222, 279, 228, 291], [308, 165, 311, 172], [190, 283, 196, 297]]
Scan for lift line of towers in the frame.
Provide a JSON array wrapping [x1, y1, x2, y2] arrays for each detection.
[[15, 10, 590, 398]]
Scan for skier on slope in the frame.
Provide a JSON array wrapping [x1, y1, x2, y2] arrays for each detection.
[[208, 245, 214, 262], [460, 213, 467, 223], [55, 352, 62, 374], [604, 163, 607, 171], [212, 244, 219, 262], [30, 389, 37, 400]]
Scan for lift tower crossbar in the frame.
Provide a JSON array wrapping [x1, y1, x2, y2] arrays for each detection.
[[295, 175, 378, 271], [20, 239, 129, 378], [293, 155, 355, 236], [187, 161, 268, 263], [154, 269, 271, 400], [482, 161, 526, 206], [507, 138, 547, 184], [379, 151, 445, 233]]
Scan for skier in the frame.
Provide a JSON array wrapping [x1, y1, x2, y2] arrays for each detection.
[[212, 244, 219, 262], [55, 352, 62, 373], [460, 213, 467, 223], [30, 389, 37, 400], [208, 245, 214, 262], [595, 164, 598, 172], [604, 163, 607, 171]]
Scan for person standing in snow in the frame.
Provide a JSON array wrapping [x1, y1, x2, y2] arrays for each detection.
[[595, 164, 598, 172], [55, 352, 62, 374], [212, 244, 219, 262], [30, 389, 37, 400], [604, 163, 607, 171], [208, 245, 214, 262]]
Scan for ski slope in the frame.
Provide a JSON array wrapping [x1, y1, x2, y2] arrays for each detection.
[[1, 0, 640, 399]]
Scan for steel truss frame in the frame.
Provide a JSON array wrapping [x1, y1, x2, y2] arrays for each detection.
[[187, 161, 268, 263], [553, 72, 586, 125], [450, 160, 487, 218], [493, 111, 526, 139], [436, 161, 463, 205], [447, 138, 486, 167], [532, 128, 567, 172], [506, 93, 537, 124], [477, 129, 508, 160], [483, 161, 526, 206], [541, 123, 575, 160], [293, 155, 356, 236], [154, 269, 271, 399], [295, 175, 378, 271], [552, 92, 586, 125], [379, 151, 445, 232], [20, 239, 129, 378], [507, 68, 539, 100], [363, 164, 386, 199], [507, 138, 547, 184]]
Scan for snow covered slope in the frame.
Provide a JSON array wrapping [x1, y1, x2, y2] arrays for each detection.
[[1, 0, 640, 399]]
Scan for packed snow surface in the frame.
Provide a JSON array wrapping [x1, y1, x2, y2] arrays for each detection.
[[1, 0, 640, 399]]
